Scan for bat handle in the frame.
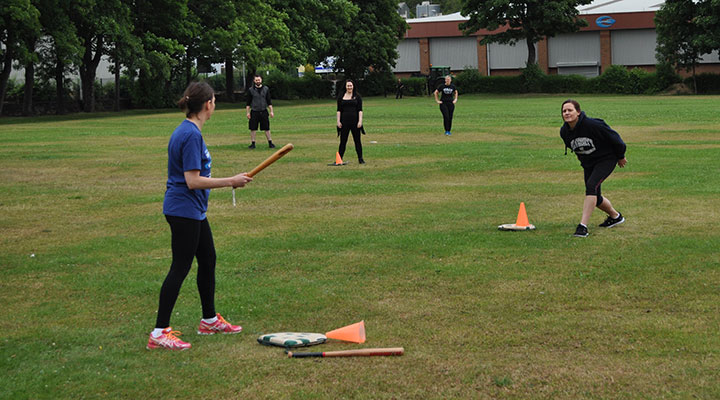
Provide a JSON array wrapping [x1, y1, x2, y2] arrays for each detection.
[[232, 188, 236, 207], [287, 351, 322, 358]]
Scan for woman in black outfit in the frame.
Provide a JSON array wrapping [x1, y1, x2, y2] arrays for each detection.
[[433, 75, 458, 136], [560, 99, 627, 238], [336, 80, 364, 164]]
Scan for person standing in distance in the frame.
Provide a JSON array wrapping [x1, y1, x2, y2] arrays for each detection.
[[148, 81, 253, 350], [336, 79, 365, 164], [434, 75, 458, 136], [560, 99, 627, 238], [395, 78, 405, 99], [246, 75, 275, 149]]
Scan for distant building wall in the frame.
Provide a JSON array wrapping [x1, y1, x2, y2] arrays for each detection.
[[392, 4, 720, 77], [429, 37, 478, 70]]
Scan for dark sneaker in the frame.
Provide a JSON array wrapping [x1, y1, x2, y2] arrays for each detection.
[[599, 213, 624, 228], [573, 224, 589, 237], [358, 159, 365, 164], [248, 143, 256, 149], [269, 143, 276, 148]]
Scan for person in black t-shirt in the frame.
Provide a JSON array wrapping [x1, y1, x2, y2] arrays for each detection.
[[245, 75, 275, 149], [560, 99, 627, 237], [433, 75, 458, 135], [395, 78, 405, 99], [336, 80, 364, 164]]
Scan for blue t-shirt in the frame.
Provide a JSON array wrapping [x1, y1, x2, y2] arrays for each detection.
[[163, 120, 212, 220]]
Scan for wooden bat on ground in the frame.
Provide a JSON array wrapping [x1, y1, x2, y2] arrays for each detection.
[[233, 143, 294, 206], [287, 347, 404, 358]]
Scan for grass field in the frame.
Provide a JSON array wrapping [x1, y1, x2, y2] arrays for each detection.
[[1, 94, 719, 399]]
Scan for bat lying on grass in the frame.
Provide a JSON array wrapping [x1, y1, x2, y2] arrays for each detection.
[[233, 143, 294, 206], [287, 347, 404, 358]]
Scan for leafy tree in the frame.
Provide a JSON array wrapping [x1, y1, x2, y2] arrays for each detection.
[[655, 0, 704, 93], [329, 0, 407, 81], [0, 0, 41, 115], [128, 0, 193, 108], [189, 0, 239, 100], [270, 0, 356, 69], [35, 0, 82, 114], [459, 0, 592, 67], [68, 0, 131, 112], [695, 0, 720, 55], [236, 0, 291, 91]]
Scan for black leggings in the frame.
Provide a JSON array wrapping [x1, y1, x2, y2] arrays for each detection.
[[440, 102, 455, 131], [583, 159, 616, 206], [156, 215, 216, 328], [338, 116, 363, 161]]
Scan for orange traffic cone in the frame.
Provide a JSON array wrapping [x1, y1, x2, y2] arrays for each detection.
[[329, 152, 347, 166], [498, 202, 536, 231], [326, 320, 366, 343], [515, 202, 529, 227]]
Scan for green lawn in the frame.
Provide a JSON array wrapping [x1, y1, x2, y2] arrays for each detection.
[[1, 94, 719, 399]]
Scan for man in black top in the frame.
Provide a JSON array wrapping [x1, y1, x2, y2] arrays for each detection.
[[246, 75, 275, 149], [395, 78, 405, 99], [433, 75, 458, 135]]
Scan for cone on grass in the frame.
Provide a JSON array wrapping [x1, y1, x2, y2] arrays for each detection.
[[515, 202, 529, 227], [326, 320, 366, 343], [335, 152, 344, 165], [497, 202, 536, 231]]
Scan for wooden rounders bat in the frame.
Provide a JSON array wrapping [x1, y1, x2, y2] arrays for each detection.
[[287, 347, 404, 358], [247, 143, 294, 177]]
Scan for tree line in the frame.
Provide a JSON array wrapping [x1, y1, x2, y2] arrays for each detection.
[[3, 0, 718, 116], [0, 0, 407, 115]]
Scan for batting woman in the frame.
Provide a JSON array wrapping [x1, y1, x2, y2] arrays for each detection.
[[148, 82, 252, 350]]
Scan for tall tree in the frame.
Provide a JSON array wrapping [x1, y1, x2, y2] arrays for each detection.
[[234, 0, 290, 90], [35, 0, 81, 114], [655, 0, 704, 93], [460, 0, 591, 67], [695, 0, 720, 55], [189, 0, 248, 100], [270, 0, 356, 69], [329, 0, 406, 81], [0, 0, 41, 115], [68, 0, 130, 112], [129, 0, 194, 108]]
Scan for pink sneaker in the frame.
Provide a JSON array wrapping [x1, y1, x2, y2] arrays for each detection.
[[147, 327, 191, 350], [197, 313, 242, 335]]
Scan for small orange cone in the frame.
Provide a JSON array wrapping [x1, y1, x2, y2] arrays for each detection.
[[326, 320, 366, 343], [329, 152, 347, 166], [515, 202, 529, 227], [498, 202, 536, 231]]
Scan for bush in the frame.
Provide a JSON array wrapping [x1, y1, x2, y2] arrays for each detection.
[[655, 62, 681, 91], [454, 69, 484, 93], [521, 63, 544, 93], [264, 70, 332, 100], [688, 73, 720, 94], [540, 74, 588, 93], [594, 65, 632, 93], [454, 69, 524, 94], [360, 70, 395, 96], [400, 77, 427, 96]]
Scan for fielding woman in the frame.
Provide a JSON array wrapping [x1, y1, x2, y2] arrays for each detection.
[[560, 99, 627, 238]]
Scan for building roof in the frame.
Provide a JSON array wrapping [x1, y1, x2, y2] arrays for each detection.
[[578, 0, 665, 14], [406, 0, 665, 24]]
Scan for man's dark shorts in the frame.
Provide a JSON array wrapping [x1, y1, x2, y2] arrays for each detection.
[[249, 110, 270, 131]]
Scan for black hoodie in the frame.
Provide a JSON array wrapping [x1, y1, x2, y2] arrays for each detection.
[[560, 111, 626, 168]]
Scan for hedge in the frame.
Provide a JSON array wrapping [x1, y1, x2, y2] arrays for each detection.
[[453, 64, 684, 95]]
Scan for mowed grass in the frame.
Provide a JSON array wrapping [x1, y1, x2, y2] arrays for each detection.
[[1, 94, 719, 399]]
